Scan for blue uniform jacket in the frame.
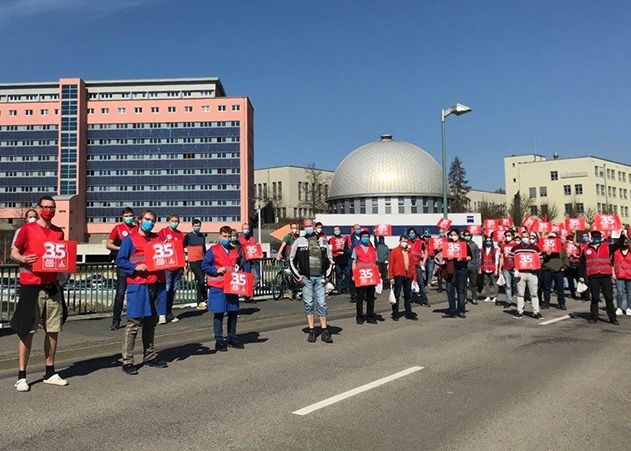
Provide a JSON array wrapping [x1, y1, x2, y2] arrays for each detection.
[[202, 244, 240, 313]]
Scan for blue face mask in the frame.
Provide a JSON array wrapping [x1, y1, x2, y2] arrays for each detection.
[[221, 238, 231, 248], [354, 229, 361, 236], [408, 233, 416, 240], [123, 216, 135, 226], [141, 219, 154, 233], [592, 238, 601, 245], [485, 241, 493, 247], [304, 227, 314, 236], [193, 226, 201, 233], [360, 237, 370, 245], [334, 230, 341, 236], [463, 235, 471, 242], [582, 236, 589, 243]]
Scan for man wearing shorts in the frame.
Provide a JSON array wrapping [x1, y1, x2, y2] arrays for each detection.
[[10, 196, 69, 392]]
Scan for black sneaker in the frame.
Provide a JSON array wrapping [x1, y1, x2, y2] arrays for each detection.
[[588, 317, 598, 324], [611, 318, 620, 325], [307, 329, 317, 343], [110, 321, 120, 331], [457, 313, 466, 319], [541, 304, 550, 310], [469, 299, 478, 305], [144, 359, 168, 368], [321, 330, 333, 343], [405, 313, 418, 321], [356, 316, 365, 325], [366, 315, 378, 324], [391, 313, 400, 321], [559, 305, 567, 310], [215, 340, 228, 352], [227, 340, 245, 349], [533, 313, 543, 320], [513, 312, 523, 319], [122, 363, 138, 375]]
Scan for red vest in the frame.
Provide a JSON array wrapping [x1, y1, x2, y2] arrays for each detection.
[[584, 244, 612, 277], [158, 227, 183, 242], [481, 247, 497, 273], [410, 239, 424, 266], [238, 234, 256, 247], [329, 236, 347, 257], [423, 239, 435, 257], [206, 244, 240, 288], [110, 223, 135, 246], [500, 242, 515, 270], [127, 229, 164, 284], [613, 249, 631, 280], [354, 245, 377, 267]]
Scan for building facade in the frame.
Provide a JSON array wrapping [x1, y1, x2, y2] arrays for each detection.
[[0, 77, 254, 240], [254, 165, 333, 221], [468, 189, 506, 212], [505, 154, 631, 222]]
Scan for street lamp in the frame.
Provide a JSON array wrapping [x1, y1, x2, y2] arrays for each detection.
[[441, 103, 472, 218]]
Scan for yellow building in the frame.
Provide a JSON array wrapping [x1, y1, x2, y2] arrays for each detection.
[[504, 154, 631, 222]]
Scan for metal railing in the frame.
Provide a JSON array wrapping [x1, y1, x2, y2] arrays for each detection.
[[0, 258, 287, 325]]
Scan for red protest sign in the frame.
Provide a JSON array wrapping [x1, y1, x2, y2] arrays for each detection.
[[522, 216, 539, 232], [352, 265, 381, 287], [565, 217, 586, 232], [431, 237, 444, 251], [539, 238, 561, 253], [442, 241, 467, 259], [484, 219, 499, 232], [144, 240, 185, 271], [594, 214, 622, 232], [500, 217, 514, 228], [550, 223, 565, 235], [514, 253, 541, 271], [564, 242, 580, 257], [244, 243, 263, 261], [223, 270, 254, 297], [495, 229, 506, 242], [32, 240, 77, 273], [437, 217, 452, 230], [537, 221, 552, 234], [373, 224, 392, 236], [467, 225, 482, 235]]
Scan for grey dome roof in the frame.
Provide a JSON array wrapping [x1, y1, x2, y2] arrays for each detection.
[[328, 135, 443, 200]]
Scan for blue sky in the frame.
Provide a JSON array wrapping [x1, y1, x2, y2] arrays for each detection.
[[1, 0, 630, 191]]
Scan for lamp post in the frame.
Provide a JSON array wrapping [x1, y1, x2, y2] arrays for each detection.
[[441, 103, 472, 218]]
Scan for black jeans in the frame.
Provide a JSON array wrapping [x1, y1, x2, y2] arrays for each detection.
[[589, 275, 615, 320], [112, 268, 127, 322], [392, 276, 412, 317], [467, 269, 478, 300], [446, 268, 468, 315], [542, 270, 566, 307], [356, 286, 376, 319], [378, 262, 390, 288], [189, 261, 207, 304], [565, 265, 579, 298], [334, 260, 350, 293]]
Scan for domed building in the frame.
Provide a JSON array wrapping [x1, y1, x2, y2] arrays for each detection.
[[327, 135, 445, 215]]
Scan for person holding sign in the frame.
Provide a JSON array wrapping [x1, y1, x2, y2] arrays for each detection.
[[289, 218, 334, 344], [10, 196, 70, 392], [201, 226, 246, 351], [442, 230, 472, 319], [613, 237, 631, 317], [540, 233, 569, 310], [499, 231, 518, 309], [158, 214, 184, 324], [116, 210, 169, 375], [462, 230, 480, 305], [408, 228, 430, 307], [351, 230, 380, 324], [238, 223, 260, 303], [579, 231, 618, 325], [388, 235, 418, 321], [511, 231, 543, 319], [479, 236, 500, 303]]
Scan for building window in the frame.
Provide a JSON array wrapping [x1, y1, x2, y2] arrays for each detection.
[[564, 203, 573, 215], [385, 197, 392, 214], [134, 107, 142, 113], [576, 203, 585, 214], [398, 197, 405, 214], [410, 197, 418, 214], [359, 198, 366, 214], [201, 105, 210, 112], [574, 184, 583, 195], [349, 200, 355, 214], [550, 171, 558, 181], [232, 105, 240, 111], [539, 186, 547, 197], [529, 187, 536, 199], [277, 181, 282, 199], [218, 105, 226, 112], [101, 108, 109, 114], [9, 110, 17, 116], [168, 106, 176, 113], [41, 109, 49, 115], [151, 107, 159, 113], [297, 182, 302, 201], [563, 185, 571, 196], [530, 206, 538, 216], [184, 106, 193, 113], [117, 107, 126, 114]]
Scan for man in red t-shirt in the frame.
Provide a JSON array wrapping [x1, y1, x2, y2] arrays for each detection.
[[106, 207, 136, 330], [10, 196, 69, 392], [157, 213, 184, 323]]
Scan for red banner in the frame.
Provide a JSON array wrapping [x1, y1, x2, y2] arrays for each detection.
[[522, 216, 539, 232], [495, 230, 506, 242], [537, 221, 552, 234], [144, 240, 185, 271], [514, 253, 541, 271], [243, 243, 263, 261], [594, 214, 622, 232], [484, 219, 499, 232], [431, 237, 444, 251], [467, 224, 482, 235], [32, 240, 77, 273], [353, 265, 381, 287], [500, 217, 514, 228], [565, 217, 586, 232], [373, 224, 392, 236], [442, 241, 467, 259], [564, 242, 580, 257], [539, 238, 561, 253], [437, 217, 452, 231], [550, 223, 565, 235], [223, 270, 254, 297]]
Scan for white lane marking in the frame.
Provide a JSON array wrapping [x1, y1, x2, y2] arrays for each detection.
[[292, 366, 424, 416], [539, 314, 571, 326]]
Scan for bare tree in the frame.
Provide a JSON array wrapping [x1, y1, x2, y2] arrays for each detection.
[[478, 201, 508, 220], [299, 163, 329, 215], [511, 193, 535, 226]]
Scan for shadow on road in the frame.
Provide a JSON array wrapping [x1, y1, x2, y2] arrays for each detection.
[[300, 326, 343, 336], [238, 308, 261, 316]]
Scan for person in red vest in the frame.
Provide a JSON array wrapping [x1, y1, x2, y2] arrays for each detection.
[[407, 227, 430, 307], [106, 207, 136, 331], [157, 213, 184, 324], [479, 236, 500, 303], [238, 223, 259, 303], [388, 235, 418, 321], [613, 236, 631, 317], [564, 234, 581, 300], [579, 230, 617, 324], [499, 230, 517, 309], [116, 209, 169, 375], [351, 230, 379, 324], [329, 225, 351, 295], [202, 225, 245, 351], [10, 196, 69, 391]]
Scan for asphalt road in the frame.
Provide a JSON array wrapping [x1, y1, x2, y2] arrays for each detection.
[[1, 293, 630, 450]]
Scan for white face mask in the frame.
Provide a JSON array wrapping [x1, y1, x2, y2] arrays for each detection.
[[316, 228, 322, 234], [27, 217, 37, 223], [449, 235, 459, 241], [400, 242, 408, 249], [521, 238, 530, 244]]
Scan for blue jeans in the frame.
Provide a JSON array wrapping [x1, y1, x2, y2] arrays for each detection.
[[616, 279, 631, 310], [543, 270, 566, 307], [446, 268, 468, 315], [302, 276, 327, 317], [163, 268, 184, 315], [425, 259, 434, 286], [502, 269, 516, 303], [415, 266, 429, 303]]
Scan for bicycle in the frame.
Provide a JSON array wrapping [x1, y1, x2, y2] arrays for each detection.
[[271, 261, 297, 301]]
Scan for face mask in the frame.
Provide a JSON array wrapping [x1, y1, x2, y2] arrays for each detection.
[[408, 232, 416, 240], [123, 216, 135, 226], [505, 236, 513, 242], [221, 238, 231, 248], [230, 236, 238, 243], [193, 226, 201, 233], [400, 242, 408, 249], [141, 220, 154, 233], [449, 235, 458, 241], [463, 235, 471, 242], [360, 237, 370, 245], [529, 238, 537, 244], [243, 229, 250, 236], [170, 221, 179, 230], [304, 227, 314, 236], [292, 229, 299, 235], [39, 209, 55, 221], [316, 227, 322, 234], [522, 238, 530, 244], [27, 217, 37, 223], [354, 229, 361, 236], [592, 238, 601, 245], [333, 230, 341, 237], [581, 236, 589, 243], [485, 241, 493, 247]]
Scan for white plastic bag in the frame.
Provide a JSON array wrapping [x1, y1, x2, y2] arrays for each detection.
[[411, 280, 420, 293], [388, 289, 396, 305], [375, 280, 383, 295], [496, 273, 506, 287], [576, 281, 588, 294], [325, 282, 335, 295], [513, 270, 521, 281]]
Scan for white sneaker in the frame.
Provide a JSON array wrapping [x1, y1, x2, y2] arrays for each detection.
[[43, 374, 68, 386], [626, 308, 631, 316], [158, 315, 167, 324], [483, 297, 491, 302], [491, 297, 497, 303], [197, 302, 207, 310], [15, 378, 29, 392], [616, 308, 623, 316], [170, 317, 179, 323]]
